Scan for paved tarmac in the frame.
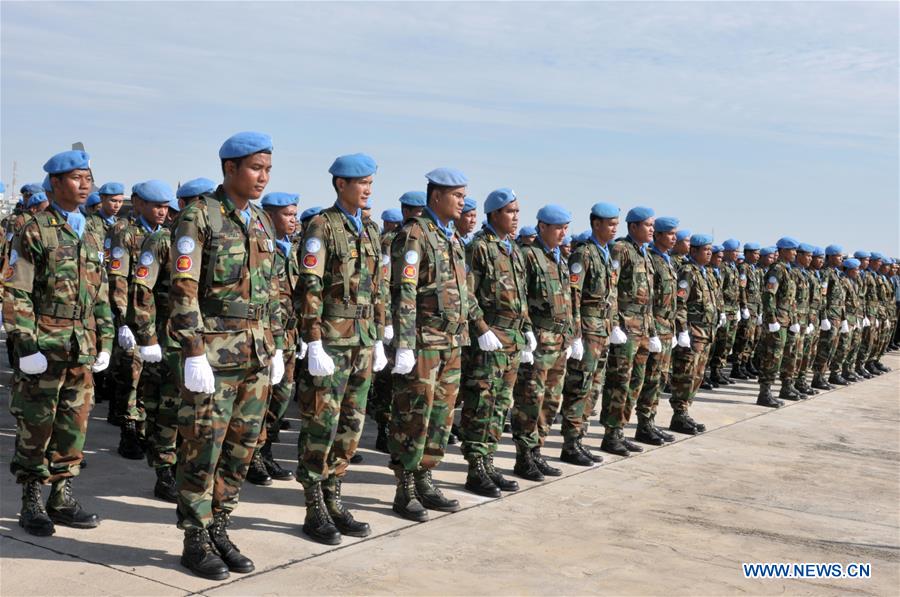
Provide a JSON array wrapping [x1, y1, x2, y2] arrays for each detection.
[[1, 350, 898, 596]]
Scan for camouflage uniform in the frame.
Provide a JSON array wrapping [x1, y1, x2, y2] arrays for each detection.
[[855, 269, 880, 370], [836, 274, 863, 373], [798, 268, 824, 385], [757, 262, 797, 386], [636, 244, 676, 425], [733, 262, 761, 372], [670, 259, 717, 415], [169, 187, 282, 530], [779, 266, 809, 387], [369, 227, 398, 436], [709, 259, 740, 374], [814, 265, 846, 378]]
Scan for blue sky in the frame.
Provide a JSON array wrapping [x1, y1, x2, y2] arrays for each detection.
[[2, 1, 897, 255]]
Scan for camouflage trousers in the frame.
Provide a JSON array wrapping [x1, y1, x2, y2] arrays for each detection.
[[856, 324, 877, 366], [560, 334, 608, 444], [460, 348, 520, 458], [139, 350, 182, 468], [779, 329, 804, 381], [9, 360, 93, 484], [709, 312, 739, 370], [368, 344, 395, 427], [798, 327, 820, 378], [296, 345, 372, 486], [733, 311, 761, 366], [636, 333, 673, 421], [176, 364, 270, 530], [757, 327, 788, 385], [511, 330, 567, 449], [389, 346, 461, 472], [112, 344, 144, 422], [601, 333, 650, 429], [258, 348, 296, 446], [834, 326, 861, 370], [669, 333, 711, 412], [813, 322, 841, 375]]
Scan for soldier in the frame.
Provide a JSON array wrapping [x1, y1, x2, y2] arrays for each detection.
[[380, 208, 403, 234], [779, 243, 814, 399], [559, 202, 620, 465], [634, 216, 679, 445], [298, 206, 323, 236], [670, 228, 691, 269], [849, 251, 873, 380], [709, 238, 741, 385], [731, 242, 762, 380], [874, 257, 895, 370], [796, 246, 826, 394], [600, 206, 657, 455], [757, 237, 801, 408], [83, 192, 101, 216], [459, 188, 532, 496], [812, 245, 847, 388], [388, 167, 470, 522], [517, 225, 537, 247], [560, 234, 573, 261], [295, 154, 387, 544], [703, 245, 727, 390], [835, 258, 863, 382], [454, 196, 478, 245], [668, 234, 717, 433], [169, 131, 284, 579], [892, 262, 900, 350], [859, 252, 887, 376], [3, 149, 111, 536], [176, 178, 217, 210]]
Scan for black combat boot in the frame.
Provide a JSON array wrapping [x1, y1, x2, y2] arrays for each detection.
[[19, 480, 54, 536], [756, 384, 782, 408], [485, 454, 519, 491], [600, 428, 631, 456], [117, 420, 144, 460], [374, 423, 389, 453], [260, 441, 294, 481], [560, 441, 594, 466], [634, 419, 664, 446], [577, 438, 604, 462], [323, 476, 371, 537], [700, 373, 714, 390], [713, 367, 733, 385], [181, 527, 230, 580], [865, 362, 882, 376], [302, 482, 342, 544], [811, 373, 832, 390], [797, 378, 818, 395], [245, 449, 273, 486], [414, 469, 460, 512], [778, 382, 801, 401], [669, 412, 698, 435], [154, 466, 178, 503], [649, 416, 675, 443], [464, 455, 501, 497], [513, 444, 545, 481], [842, 367, 858, 382], [855, 364, 872, 379], [392, 470, 429, 522], [46, 478, 100, 528], [875, 360, 890, 372], [208, 511, 254, 573], [532, 447, 563, 476], [828, 371, 848, 385], [743, 363, 757, 379], [730, 363, 749, 380]]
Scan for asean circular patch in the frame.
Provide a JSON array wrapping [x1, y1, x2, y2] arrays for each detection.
[[305, 238, 322, 254], [404, 250, 419, 265], [570, 273, 580, 283], [175, 255, 192, 273], [402, 265, 417, 279], [303, 254, 318, 268], [135, 265, 150, 279], [570, 262, 583, 275], [177, 236, 195, 254], [110, 258, 122, 270], [111, 246, 125, 259]]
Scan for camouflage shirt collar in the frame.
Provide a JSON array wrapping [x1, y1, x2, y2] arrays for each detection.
[[425, 206, 454, 240], [535, 235, 560, 264], [137, 215, 160, 234], [625, 234, 647, 256], [335, 201, 363, 235], [649, 243, 670, 264], [482, 222, 511, 253]]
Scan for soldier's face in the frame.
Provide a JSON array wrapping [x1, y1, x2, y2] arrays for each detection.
[[102, 194, 124, 216], [226, 152, 271, 200], [30, 201, 49, 214], [848, 269, 859, 279], [455, 210, 477, 236], [827, 254, 843, 268], [710, 253, 722, 266], [812, 256, 824, 269], [490, 200, 519, 237], [692, 245, 712, 266], [431, 186, 466, 222], [674, 238, 690, 254], [797, 252, 812, 267], [142, 202, 169, 226], [745, 250, 759, 264], [858, 258, 869, 269], [401, 205, 424, 220], [383, 221, 399, 233], [594, 217, 618, 244], [870, 259, 881, 271], [561, 245, 572, 259], [271, 204, 298, 238], [723, 249, 738, 262], [539, 222, 568, 249], [780, 248, 796, 262], [653, 230, 676, 251], [337, 176, 373, 211], [629, 218, 654, 243], [52, 169, 93, 206]]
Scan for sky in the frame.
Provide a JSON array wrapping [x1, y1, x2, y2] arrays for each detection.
[[1, 1, 898, 255]]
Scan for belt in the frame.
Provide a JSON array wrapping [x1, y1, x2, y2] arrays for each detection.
[[323, 303, 374, 319], [38, 302, 85, 320], [421, 316, 467, 335], [581, 305, 609, 318], [531, 314, 568, 333], [484, 312, 525, 330], [201, 298, 268, 320]]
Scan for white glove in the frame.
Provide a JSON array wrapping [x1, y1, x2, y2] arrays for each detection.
[[649, 336, 662, 353], [741, 308, 750, 320], [117, 325, 136, 350], [609, 326, 627, 345], [19, 352, 48, 375], [805, 323, 814, 335], [297, 339, 308, 360], [756, 314, 763, 326], [525, 331, 537, 353], [184, 354, 216, 394], [570, 337, 584, 361], [307, 340, 335, 377], [862, 317, 871, 328], [874, 318, 880, 328], [564, 345, 572, 359], [383, 325, 394, 345], [138, 344, 162, 363], [372, 341, 388, 372], [520, 350, 534, 364], [718, 313, 727, 328], [392, 347, 415, 375], [92, 350, 110, 373], [269, 349, 285, 384], [477, 330, 503, 352], [733, 312, 741, 321], [789, 323, 801, 334], [676, 331, 691, 348], [820, 319, 832, 332], [840, 320, 850, 334], [671, 336, 678, 349], [768, 322, 781, 333]]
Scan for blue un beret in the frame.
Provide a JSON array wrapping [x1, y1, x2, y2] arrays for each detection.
[[759, 246, 775, 256], [462, 196, 478, 213], [591, 202, 619, 219], [870, 252, 884, 261], [86, 192, 102, 207], [425, 167, 468, 187], [26, 192, 49, 208], [825, 244, 843, 256], [562, 235, 573, 247], [381, 208, 403, 223], [21, 183, 43, 195], [484, 188, 516, 214], [260, 192, 299, 208], [654, 216, 679, 233], [168, 197, 181, 212], [536, 204, 572, 225], [712, 244, 724, 254], [743, 242, 761, 251], [625, 206, 654, 223], [798, 243, 814, 254], [519, 225, 537, 237], [177, 177, 216, 199], [853, 250, 870, 259], [723, 238, 740, 251], [42, 176, 52, 192], [218, 131, 273, 159], [329, 153, 377, 178], [812, 246, 825, 257], [776, 237, 799, 250], [399, 191, 427, 207], [883, 257, 894, 265], [134, 180, 175, 204], [676, 229, 692, 242], [690, 234, 713, 247], [844, 258, 860, 270], [300, 206, 323, 222], [98, 182, 124, 196], [43, 150, 91, 174]]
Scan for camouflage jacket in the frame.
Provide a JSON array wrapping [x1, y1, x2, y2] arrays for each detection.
[[762, 262, 797, 326], [719, 261, 740, 313], [521, 238, 573, 350], [842, 276, 862, 325], [2, 208, 113, 362], [169, 187, 283, 369], [274, 238, 301, 352], [877, 274, 893, 319], [379, 229, 398, 321], [674, 259, 717, 340], [738, 262, 762, 315], [610, 236, 655, 337], [859, 271, 880, 319], [107, 216, 156, 329], [647, 245, 677, 338], [792, 267, 811, 323], [84, 212, 117, 255], [671, 254, 687, 270], [569, 237, 617, 339], [708, 268, 725, 313], [129, 228, 173, 348], [807, 269, 825, 323], [466, 224, 531, 352], [296, 205, 383, 348], [391, 211, 470, 351], [821, 267, 846, 323]]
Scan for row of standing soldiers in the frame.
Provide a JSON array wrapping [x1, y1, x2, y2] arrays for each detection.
[[2, 136, 898, 582]]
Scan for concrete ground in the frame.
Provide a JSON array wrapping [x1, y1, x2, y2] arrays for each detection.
[[1, 349, 898, 596]]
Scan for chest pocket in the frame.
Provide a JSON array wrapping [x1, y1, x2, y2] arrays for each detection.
[[212, 233, 247, 284]]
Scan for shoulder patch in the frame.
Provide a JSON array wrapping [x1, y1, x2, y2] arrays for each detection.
[[175, 255, 192, 272], [305, 237, 322, 254], [611, 259, 620, 271], [104, 237, 112, 249], [176, 236, 195, 254], [139, 251, 154, 266], [111, 246, 125, 259], [302, 254, 318, 268], [8, 249, 17, 266], [135, 265, 150, 279], [404, 250, 419, 265], [570, 262, 583, 275]]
